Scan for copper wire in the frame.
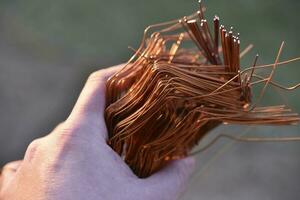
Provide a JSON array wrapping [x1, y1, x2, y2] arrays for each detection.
[[104, 3, 300, 178]]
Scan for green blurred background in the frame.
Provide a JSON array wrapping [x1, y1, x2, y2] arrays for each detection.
[[0, 0, 299, 199]]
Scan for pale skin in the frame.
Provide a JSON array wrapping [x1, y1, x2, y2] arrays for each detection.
[[0, 64, 195, 200]]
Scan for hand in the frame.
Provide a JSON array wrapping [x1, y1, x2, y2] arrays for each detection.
[[0, 64, 195, 200]]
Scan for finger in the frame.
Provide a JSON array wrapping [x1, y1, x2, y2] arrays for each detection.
[[0, 160, 22, 191], [144, 157, 195, 199]]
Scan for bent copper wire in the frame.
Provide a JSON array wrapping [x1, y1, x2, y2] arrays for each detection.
[[104, 2, 300, 178]]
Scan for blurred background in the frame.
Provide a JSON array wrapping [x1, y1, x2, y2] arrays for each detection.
[[0, 0, 299, 199]]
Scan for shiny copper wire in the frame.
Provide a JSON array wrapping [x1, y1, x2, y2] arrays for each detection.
[[104, 2, 300, 178]]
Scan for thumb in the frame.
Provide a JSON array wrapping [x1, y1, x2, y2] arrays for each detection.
[[68, 64, 123, 122], [145, 157, 195, 200], [58, 64, 123, 140]]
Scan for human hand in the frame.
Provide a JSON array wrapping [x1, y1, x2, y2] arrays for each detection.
[[0, 64, 195, 200]]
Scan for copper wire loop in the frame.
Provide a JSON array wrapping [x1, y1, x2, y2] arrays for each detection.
[[104, 2, 300, 178]]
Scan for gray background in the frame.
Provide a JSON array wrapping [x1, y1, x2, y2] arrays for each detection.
[[0, 0, 299, 199]]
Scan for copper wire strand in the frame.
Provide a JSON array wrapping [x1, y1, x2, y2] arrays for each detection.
[[117, 11, 200, 76], [240, 44, 254, 58], [206, 56, 300, 97], [250, 74, 300, 90], [249, 42, 284, 111], [190, 133, 300, 155]]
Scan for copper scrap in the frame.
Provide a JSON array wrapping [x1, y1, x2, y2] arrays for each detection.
[[104, 2, 300, 178]]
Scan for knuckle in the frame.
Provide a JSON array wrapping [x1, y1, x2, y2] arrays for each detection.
[[1, 161, 21, 171], [27, 139, 41, 152], [87, 70, 105, 83], [52, 122, 65, 132], [1, 163, 11, 171], [24, 139, 43, 161]]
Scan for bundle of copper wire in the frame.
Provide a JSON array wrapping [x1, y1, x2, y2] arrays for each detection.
[[104, 2, 300, 178]]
